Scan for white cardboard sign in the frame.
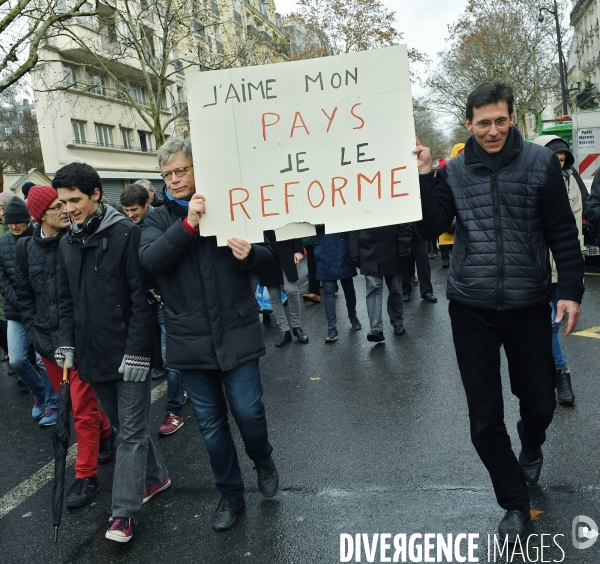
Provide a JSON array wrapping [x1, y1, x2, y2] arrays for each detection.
[[186, 45, 422, 245]]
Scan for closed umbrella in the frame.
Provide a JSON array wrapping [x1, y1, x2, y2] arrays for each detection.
[[52, 361, 71, 542]]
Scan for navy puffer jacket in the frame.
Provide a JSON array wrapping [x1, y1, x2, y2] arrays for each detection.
[[0, 224, 35, 322], [16, 225, 66, 360], [418, 128, 584, 309]]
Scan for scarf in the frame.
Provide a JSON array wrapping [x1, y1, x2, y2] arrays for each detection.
[[165, 187, 190, 210]]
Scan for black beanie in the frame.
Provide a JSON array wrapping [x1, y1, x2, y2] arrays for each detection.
[[21, 182, 35, 200], [4, 197, 31, 224]]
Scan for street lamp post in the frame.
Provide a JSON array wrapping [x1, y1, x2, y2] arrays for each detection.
[[539, 0, 568, 116]]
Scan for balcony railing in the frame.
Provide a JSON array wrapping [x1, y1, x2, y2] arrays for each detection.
[[70, 139, 157, 153]]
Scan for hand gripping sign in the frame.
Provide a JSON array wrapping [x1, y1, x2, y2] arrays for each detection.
[[186, 45, 422, 245]]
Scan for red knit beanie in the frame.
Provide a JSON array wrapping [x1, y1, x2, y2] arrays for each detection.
[[26, 186, 59, 223]]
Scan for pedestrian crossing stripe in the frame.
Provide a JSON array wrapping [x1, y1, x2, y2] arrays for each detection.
[[573, 325, 600, 339]]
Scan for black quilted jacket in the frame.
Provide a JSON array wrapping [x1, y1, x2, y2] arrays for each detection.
[[16, 225, 66, 360], [418, 128, 584, 310], [0, 224, 35, 322]]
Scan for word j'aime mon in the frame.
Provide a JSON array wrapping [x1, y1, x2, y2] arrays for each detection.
[[202, 68, 359, 107]]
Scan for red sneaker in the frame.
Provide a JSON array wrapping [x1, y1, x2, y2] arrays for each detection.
[[143, 476, 171, 504], [158, 413, 183, 436], [105, 517, 133, 543]]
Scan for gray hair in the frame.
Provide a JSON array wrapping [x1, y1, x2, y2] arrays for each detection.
[[157, 137, 193, 169], [134, 179, 154, 192]]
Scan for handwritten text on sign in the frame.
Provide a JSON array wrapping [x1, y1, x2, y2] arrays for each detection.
[[186, 45, 422, 245]]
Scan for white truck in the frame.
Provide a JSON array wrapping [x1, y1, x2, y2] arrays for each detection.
[[571, 110, 600, 260]]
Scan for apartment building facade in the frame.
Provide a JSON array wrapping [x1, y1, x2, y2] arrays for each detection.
[[32, 0, 289, 202]]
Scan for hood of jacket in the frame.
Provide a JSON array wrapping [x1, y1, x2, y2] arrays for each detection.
[[531, 135, 574, 169]]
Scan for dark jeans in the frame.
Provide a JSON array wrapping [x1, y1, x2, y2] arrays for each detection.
[[323, 278, 357, 331], [180, 359, 273, 497], [449, 301, 556, 512], [440, 244, 453, 263], [402, 237, 433, 297], [304, 244, 320, 296]]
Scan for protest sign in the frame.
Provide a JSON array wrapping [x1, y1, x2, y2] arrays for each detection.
[[186, 44, 421, 245]]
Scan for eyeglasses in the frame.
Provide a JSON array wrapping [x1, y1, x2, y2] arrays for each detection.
[[472, 117, 510, 130], [160, 165, 192, 181], [47, 203, 65, 212]]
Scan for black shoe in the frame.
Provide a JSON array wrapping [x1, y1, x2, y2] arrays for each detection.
[[403, 293, 411, 302], [254, 456, 279, 498], [275, 330, 292, 347], [422, 292, 438, 302], [66, 476, 100, 509], [262, 312, 272, 326], [393, 324, 406, 336], [292, 327, 309, 344], [98, 428, 116, 464], [367, 330, 385, 343], [151, 368, 166, 380], [556, 367, 574, 405], [442, 260, 449, 269], [1, 355, 8, 362], [517, 420, 543, 484], [498, 509, 530, 544], [16, 375, 26, 386], [212, 493, 245, 531]]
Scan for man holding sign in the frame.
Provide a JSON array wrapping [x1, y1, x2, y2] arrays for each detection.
[[139, 138, 279, 531], [414, 79, 584, 543]]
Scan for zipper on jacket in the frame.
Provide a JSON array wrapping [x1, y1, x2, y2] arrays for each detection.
[[492, 173, 504, 306], [94, 248, 98, 272]]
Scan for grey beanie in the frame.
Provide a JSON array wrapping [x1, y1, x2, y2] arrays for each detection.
[[4, 197, 31, 224]]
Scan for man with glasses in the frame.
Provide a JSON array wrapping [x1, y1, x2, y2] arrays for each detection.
[[16, 185, 115, 509], [139, 137, 279, 531], [413, 79, 584, 543]]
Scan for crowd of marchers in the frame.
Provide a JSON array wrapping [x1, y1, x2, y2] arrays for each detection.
[[0, 77, 596, 547]]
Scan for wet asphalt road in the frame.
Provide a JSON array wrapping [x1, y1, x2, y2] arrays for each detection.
[[1, 257, 600, 564]]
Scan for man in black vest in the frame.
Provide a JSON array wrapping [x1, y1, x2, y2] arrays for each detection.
[[413, 79, 584, 543]]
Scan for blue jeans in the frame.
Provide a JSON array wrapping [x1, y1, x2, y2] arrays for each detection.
[[158, 308, 183, 415], [180, 359, 273, 497], [550, 284, 567, 371], [323, 278, 357, 332], [8, 320, 58, 409]]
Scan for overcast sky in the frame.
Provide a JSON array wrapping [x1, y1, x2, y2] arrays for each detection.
[[273, 0, 469, 65]]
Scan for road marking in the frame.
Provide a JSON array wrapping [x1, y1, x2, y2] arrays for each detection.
[[573, 325, 600, 339], [585, 271, 600, 276], [0, 380, 167, 519]]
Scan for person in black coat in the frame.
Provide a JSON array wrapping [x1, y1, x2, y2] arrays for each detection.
[[314, 228, 361, 342], [414, 79, 584, 543], [349, 224, 412, 343], [53, 163, 169, 543], [262, 232, 309, 347], [16, 185, 114, 509], [139, 138, 280, 532], [0, 197, 59, 424]]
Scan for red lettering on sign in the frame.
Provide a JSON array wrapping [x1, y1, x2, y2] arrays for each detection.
[[307, 180, 325, 208], [391, 166, 408, 198], [260, 184, 278, 217], [284, 181, 299, 214], [290, 112, 310, 137], [229, 188, 251, 221], [331, 176, 348, 207], [321, 107, 338, 133], [351, 103, 365, 130], [357, 172, 382, 201], [261, 112, 280, 141]]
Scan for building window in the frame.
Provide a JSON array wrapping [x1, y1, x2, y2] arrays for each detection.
[[87, 70, 107, 96], [121, 128, 133, 149], [63, 64, 78, 88], [138, 130, 152, 152], [105, 17, 118, 43], [95, 123, 114, 146], [17, 124, 24, 134], [77, 2, 97, 30], [72, 120, 86, 144], [4, 126, 12, 135], [194, 19, 206, 38], [131, 84, 148, 105]]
